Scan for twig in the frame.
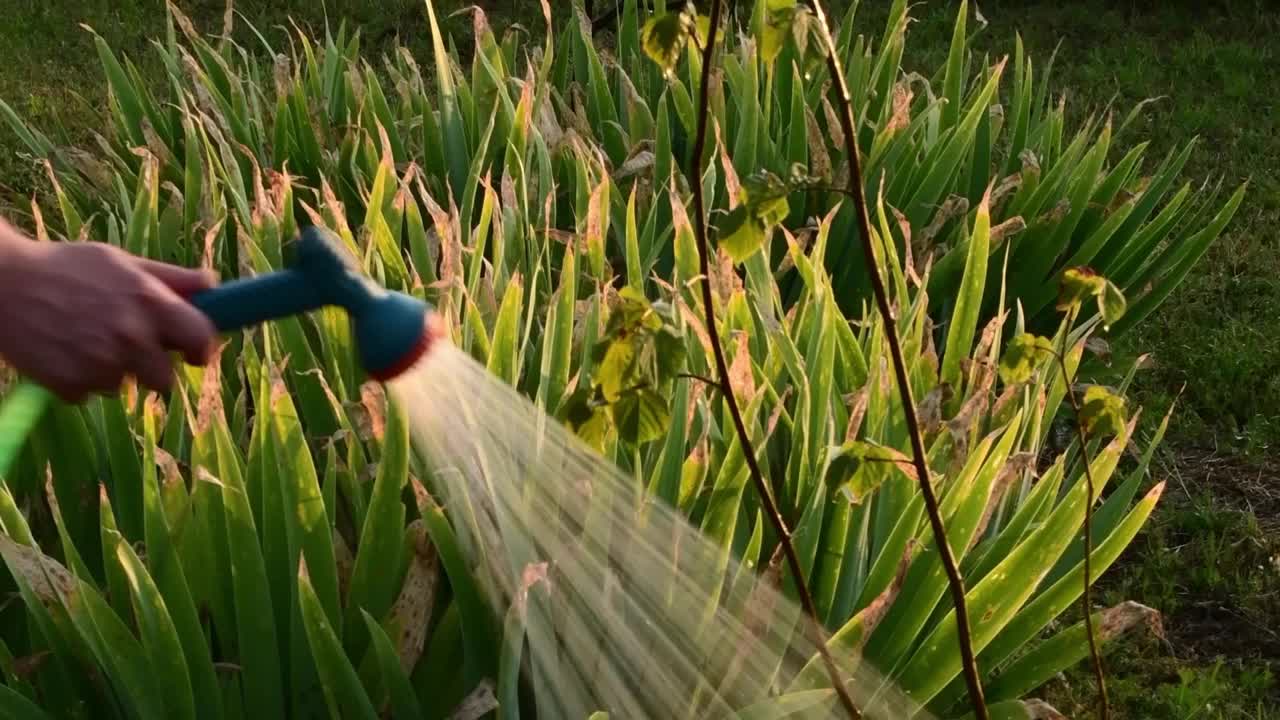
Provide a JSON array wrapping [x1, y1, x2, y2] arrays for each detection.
[[685, 2, 862, 718], [1053, 309, 1110, 720], [804, 3, 990, 719], [677, 372, 721, 388]]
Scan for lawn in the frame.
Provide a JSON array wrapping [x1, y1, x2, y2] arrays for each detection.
[[0, 0, 1276, 716]]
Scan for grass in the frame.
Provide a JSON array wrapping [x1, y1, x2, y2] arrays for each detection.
[[0, 0, 1276, 716]]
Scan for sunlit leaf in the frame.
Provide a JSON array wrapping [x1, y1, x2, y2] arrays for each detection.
[[642, 7, 696, 75], [1079, 385, 1127, 437], [998, 333, 1055, 385], [827, 440, 919, 484], [1056, 266, 1106, 312], [760, 1, 801, 65], [717, 205, 767, 262], [1100, 279, 1127, 328]]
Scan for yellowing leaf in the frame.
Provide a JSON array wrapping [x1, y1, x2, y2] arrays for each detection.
[[597, 338, 639, 403], [999, 333, 1055, 385], [611, 388, 669, 445], [642, 8, 696, 76], [1079, 385, 1127, 438], [761, 1, 801, 64], [828, 440, 919, 485], [1100, 279, 1127, 328], [717, 205, 766, 262], [1057, 266, 1106, 312]]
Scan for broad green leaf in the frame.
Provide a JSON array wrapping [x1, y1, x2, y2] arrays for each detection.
[[298, 563, 379, 720], [361, 611, 424, 719], [940, 188, 991, 393], [115, 538, 197, 720]]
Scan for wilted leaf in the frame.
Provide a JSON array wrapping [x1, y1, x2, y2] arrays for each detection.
[[1098, 601, 1164, 643], [1079, 385, 1127, 437], [386, 521, 439, 671], [886, 81, 914, 134], [1085, 337, 1112, 363], [728, 331, 755, 405], [447, 679, 498, 720], [998, 333, 1055, 385]]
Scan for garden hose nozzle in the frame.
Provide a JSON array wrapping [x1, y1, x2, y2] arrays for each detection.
[[189, 225, 439, 381]]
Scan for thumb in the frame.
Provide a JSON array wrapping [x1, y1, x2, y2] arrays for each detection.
[[137, 257, 219, 298]]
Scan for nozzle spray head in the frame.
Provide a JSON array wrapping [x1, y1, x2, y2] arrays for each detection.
[[291, 227, 437, 380], [190, 226, 439, 382]]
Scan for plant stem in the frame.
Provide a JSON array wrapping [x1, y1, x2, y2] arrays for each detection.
[[1054, 310, 1110, 720], [686, 2, 862, 718], [804, 3, 990, 719]]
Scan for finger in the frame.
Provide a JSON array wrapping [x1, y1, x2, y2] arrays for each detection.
[[136, 258, 219, 298], [144, 285, 219, 365], [131, 345, 176, 394]]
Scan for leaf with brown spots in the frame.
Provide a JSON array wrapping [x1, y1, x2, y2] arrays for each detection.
[[447, 679, 498, 720], [386, 521, 439, 672], [885, 81, 914, 134], [0, 533, 76, 610], [843, 387, 870, 444], [358, 382, 386, 443], [727, 331, 756, 406]]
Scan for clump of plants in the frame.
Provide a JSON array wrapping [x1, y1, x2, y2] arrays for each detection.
[[0, 0, 1215, 717]]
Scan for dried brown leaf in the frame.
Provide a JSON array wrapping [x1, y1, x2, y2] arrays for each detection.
[[716, 121, 742, 208], [989, 216, 1026, 248], [387, 521, 439, 671], [0, 534, 75, 610], [805, 108, 832, 182], [728, 331, 756, 405], [447, 680, 498, 720], [194, 344, 227, 435], [919, 195, 970, 247], [885, 81, 914, 134], [1023, 700, 1067, 720], [1099, 600, 1164, 643], [843, 387, 870, 444]]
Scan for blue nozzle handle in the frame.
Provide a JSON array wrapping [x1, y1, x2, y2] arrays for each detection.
[[189, 269, 329, 334], [181, 227, 433, 379]]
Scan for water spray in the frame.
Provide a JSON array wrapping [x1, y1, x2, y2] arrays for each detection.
[[0, 227, 933, 718]]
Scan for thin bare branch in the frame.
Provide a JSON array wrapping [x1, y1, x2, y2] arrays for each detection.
[[1055, 309, 1111, 719], [686, 2, 862, 717], [804, 2, 990, 718]]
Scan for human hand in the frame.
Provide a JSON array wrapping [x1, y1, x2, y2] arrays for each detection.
[[0, 229, 219, 403]]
